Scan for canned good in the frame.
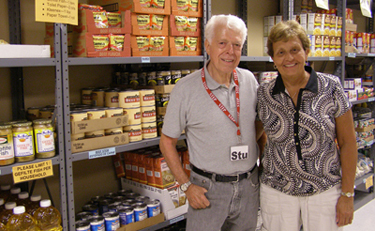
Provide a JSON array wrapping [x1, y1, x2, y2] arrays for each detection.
[[135, 195, 150, 203], [13, 121, 35, 162], [171, 70, 182, 84], [81, 88, 94, 105], [142, 122, 158, 139], [75, 220, 91, 231], [88, 215, 105, 231], [76, 211, 93, 221], [129, 73, 139, 89], [139, 89, 155, 106], [118, 189, 133, 196], [85, 130, 105, 138], [108, 202, 122, 212], [105, 127, 123, 136], [82, 203, 99, 216], [104, 192, 118, 200], [105, 89, 119, 107], [33, 119, 55, 159], [105, 107, 123, 117], [141, 106, 156, 123], [99, 199, 112, 215], [156, 94, 170, 107], [133, 203, 148, 221], [92, 89, 105, 107], [156, 71, 172, 85], [39, 108, 53, 119], [87, 109, 106, 120], [123, 124, 142, 142], [138, 72, 147, 86], [0, 123, 15, 166], [71, 133, 85, 141], [118, 207, 134, 225], [124, 192, 140, 199], [102, 211, 120, 231], [147, 72, 157, 86], [119, 90, 140, 108], [123, 108, 141, 125], [181, 69, 191, 78], [122, 199, 136, 204], [70, 110, 88, 122], [27, 107, 40, 121], [91, 196, 105, 206], [147, 199, 161, 217]]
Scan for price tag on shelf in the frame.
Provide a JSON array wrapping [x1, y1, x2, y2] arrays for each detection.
[[268, 57, 273, 62], [348, 53, 356, 58], [368, 98, 375, 102], [365, 175, 373, 189], [368, 53, 375, 57], [329, 57, 335, 60], [12, 160, 53, 184], [0, 170, 1, 175], [89, 147, 116, 159], [141, 57, 151, 63], [35, 0, 78, 25], [169, 215, 185, 224]]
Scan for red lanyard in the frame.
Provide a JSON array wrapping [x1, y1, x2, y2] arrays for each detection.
[[201, 68, 241, 138]]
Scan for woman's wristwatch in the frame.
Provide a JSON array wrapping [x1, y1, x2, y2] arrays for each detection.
[[341, 191, 355, 197]]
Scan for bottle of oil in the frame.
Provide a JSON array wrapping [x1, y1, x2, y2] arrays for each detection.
[[5, 206, 40, 231], [0, 222, 7, 231], [0, 185, 11, 202], [0, 199, 4, 215], [27, 194, 41, 216], [0, 202, 16, 225], [33, 199, 62, 231]]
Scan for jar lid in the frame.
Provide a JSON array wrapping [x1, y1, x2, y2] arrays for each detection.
[[30, 194, 42, 202], [5, 202, 16, 210], [0, 123, 12, 129], [148, 71, 156, 75], [12, 121, 33, 127], [11, 187, 21, 194], [33, 119, 52, 125], [171, 70, 181, 74], [13, 206, 25, 214], [40, 199, 51, 208], [18, 191, 29, 199], [0, 184, 11, 190]]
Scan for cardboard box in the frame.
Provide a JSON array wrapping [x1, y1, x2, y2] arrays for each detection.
[[71, 132, 129, 153], [121, 178, 189, 220], [131, 13, 169, 36], [74, 9, 131, 34], [0, 45, 50, 58], [130, 35, 169, 56], [344, 78, 362, 90], [71, 114, 129, 134], [169, 15, 201, 37], [153, 85, 174, 94], [346, 23, 357, 32], [345, 90, 357, 102], [72, 33, 131, 57], [91, 0, 171, 15], [169, 36, 201, 56], [171, 0, 203, 17], [117, 213, 164, 231]]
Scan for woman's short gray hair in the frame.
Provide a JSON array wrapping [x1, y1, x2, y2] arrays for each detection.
[[204, 14, 247, 45]]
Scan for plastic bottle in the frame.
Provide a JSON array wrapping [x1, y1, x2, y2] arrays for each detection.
[[17, 191, 31, 211], [5, 206, 40, 231], [33, 199, 62, 231], [27, 194, 42, 216], [0, 222, 7, 231], [7, 187, 20, 204], [0, 202, 16, 225], [0, 185, 11, 202], [0, 199, 4, 214]]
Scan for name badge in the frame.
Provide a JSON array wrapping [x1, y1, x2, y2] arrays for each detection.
[[230, 145, 249, 161]]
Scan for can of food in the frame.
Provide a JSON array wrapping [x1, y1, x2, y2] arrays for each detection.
[[82, 88, 94, 105], [123, 124, 142, 142], [105, 107, 123, 117], [104, 192, 118, 199], [171, 70, 182, 84], [105, 127, 123, 136], [118, 189, 133, 196], [129, 73, 139, 89], [147, 199, 161, 217], [82, 203, 99, 216], [70, 110, 88, 122], [87, 109, 106, 120], [118, 90, 140, 108], [181, 69, 191, 78], [102, 211, 120, 231], [141, 106, 156, 123], [85, 130, 105, 138], [118, 207, 134, 225], [133, 203, 148, 221], [99, 199, 112, 215], [76, 211, 93, 221], [139, 89, 155, 107], [122, 199, 136, 205], [135, 195, 150, 203], [92, 89, 105, 107], [88, 215, 105, 231], [156, 71, 172, 85], [113, 195, 125, 202], [157, 115, 164, 135], [33, 119, 55, 159], [71, 133, 85, 141], [75, 220, 91, 231], [13, 121, 35, 162], [91, 196, 105, 206], [0, 123, 15, 166], [105, 89, 119, 107], [124, 192, 140, 199], [147, 71, 157, 86], [108, 202, 120, 212], [39, 108, 53, 119], [138, 72, 147, 86], [27, 107, 40, 121], [142, 122, 158, 139], [156, 94, 170, 107], [123, 107, 141, 125], [120, 72, 129, 85]]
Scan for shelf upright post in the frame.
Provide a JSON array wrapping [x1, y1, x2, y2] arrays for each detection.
[[237, 0, 248, 56], [203, 0, 211, 61], [282, 0, 294, 21], [54, 23, 69, 230], [339, 0, 346, 83], [60, 23, 76, 230], [8, 0, 25, 120]]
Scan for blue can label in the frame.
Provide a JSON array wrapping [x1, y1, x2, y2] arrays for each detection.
[[90, 220, 105, 231], [147, 204, 160, 217], [119, 209, 134, 225], [134, 208, 147, 222], [104, 215, 120, 231], [76, 225, 90, 231]]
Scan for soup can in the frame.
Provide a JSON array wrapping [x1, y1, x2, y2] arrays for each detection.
[[105, 107, 123, 117], [133, 203, 148, 222], [92, 89, 105, 107], [139, 89, 155, 106], [75, 220, 91, 231], [142, 122, 158, 139], [119, 90, 140, 108], [105, 127, 123, 136], [141, 106, 156, 123], [123, 107, 141, 125], [76, 211, 93, 221], [70, 110, 88, 122], [118, 207, 134, 225], [102, 211, 120, 231], [147, 199, 161, 217], [81, 87, 94, 105], [82, 203, 99, 216], [87, 109, 106, 120], [88, 215, 105, 231], [105, 89, 119, 107], [123, 124, 142, 142]]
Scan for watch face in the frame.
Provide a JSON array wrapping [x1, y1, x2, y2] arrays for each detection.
[[181, 184, 187, 191]]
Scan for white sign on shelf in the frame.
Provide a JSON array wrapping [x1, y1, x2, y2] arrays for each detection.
[[360, 0, 372, 18], [315, 0, 329, 10], [141, 57, 151, 63], [88, 147, 116, 159], [348, 53, 356, 58]]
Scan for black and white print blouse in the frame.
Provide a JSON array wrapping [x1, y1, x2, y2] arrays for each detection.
[[257, 66, 351, 196]]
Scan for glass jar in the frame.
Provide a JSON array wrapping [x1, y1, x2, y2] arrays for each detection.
[[33, 119, 55, 159], [0, 123, 15, 166], [12, 121, 35, 162]]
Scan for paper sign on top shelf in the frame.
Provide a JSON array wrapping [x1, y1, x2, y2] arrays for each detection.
[[35, 0, 78, 25], [12, 160, 53, 184], [315, 0, 329, 10], [361, 0, 372, 18]]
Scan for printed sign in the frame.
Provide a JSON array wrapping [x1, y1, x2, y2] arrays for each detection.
[[12, 160, 53, 184], [35, 0, 78, 25]]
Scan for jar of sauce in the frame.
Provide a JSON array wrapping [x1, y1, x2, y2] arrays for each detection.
[[33, 119, 55, 159], [12, 121, 35, 162]]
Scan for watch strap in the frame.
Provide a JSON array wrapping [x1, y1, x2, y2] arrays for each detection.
[[341, 191, 355, 197]]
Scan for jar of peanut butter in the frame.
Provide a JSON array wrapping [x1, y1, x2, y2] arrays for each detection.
[[33, 119, 55, 159], [0, 123, 15, 166], [12, 121, 35, 162]]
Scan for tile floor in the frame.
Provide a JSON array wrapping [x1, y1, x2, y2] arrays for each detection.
[[343, 199, 375, 231]]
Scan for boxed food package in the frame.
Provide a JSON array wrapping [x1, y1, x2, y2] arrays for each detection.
[[131, 13, 169, 36], [89, 0, 171, 15], [131, 35, 169, 56], [171, 0, 203, 17], [345, 90, 357, 102], [169, 15, 201, 37], [169, 36, 201, 56], [344, 78, 362, 90], [152, 155, 175, 188]]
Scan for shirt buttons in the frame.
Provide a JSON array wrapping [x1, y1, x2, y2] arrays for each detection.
[[294, 121, 297, 124], [294, 133, 297, 136], [296, 142, 299, 145]]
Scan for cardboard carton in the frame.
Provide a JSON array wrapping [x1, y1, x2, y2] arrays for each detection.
[[171, 0, 203, 17], [90, 0, 171, 15], [71, 114, 129, 134], [130, 35, 169, 56], [117, 213, 164, 231], [71, 132, 129, 153], [169, 15, 201, 37], [169, 36, 201, 56], [131, 13, 169, 36]]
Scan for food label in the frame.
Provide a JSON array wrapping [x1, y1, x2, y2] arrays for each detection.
[[35, 127, 55, 153], [0, 134, 14, 160], [13, 131, 34, 157]]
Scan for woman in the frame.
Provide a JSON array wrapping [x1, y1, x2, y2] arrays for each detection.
[[257, 20, 357, 231]]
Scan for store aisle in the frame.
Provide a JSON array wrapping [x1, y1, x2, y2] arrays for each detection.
[[343, 199, 375, 231]]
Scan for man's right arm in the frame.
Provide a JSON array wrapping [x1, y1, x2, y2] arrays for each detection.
[[159, 133, 210, 209]]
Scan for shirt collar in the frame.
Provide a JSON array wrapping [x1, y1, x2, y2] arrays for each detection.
[[272, 66, 318, 95], [204, 60, 236, 90]]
